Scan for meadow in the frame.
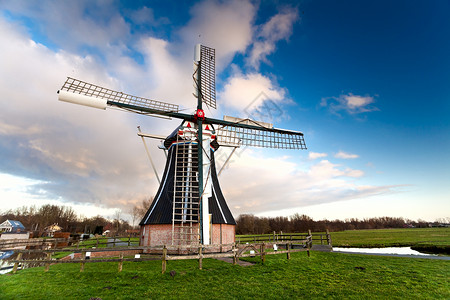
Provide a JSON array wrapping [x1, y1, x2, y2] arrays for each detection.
[[330, 227, 450, 254], [2, 227, 448, 299], [1, 250, 449, 299]]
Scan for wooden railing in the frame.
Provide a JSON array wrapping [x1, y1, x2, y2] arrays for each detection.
[[0, 236, 139, 250], [4, 231, 332, 274], [7, 240, 312, 274], [237, 230, 332, 246]]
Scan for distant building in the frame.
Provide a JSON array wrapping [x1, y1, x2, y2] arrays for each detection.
[[0, 220, 26, 233], [44, 223, 63, 237]]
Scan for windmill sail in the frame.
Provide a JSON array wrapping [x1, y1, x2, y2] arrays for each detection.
[[194, 45, 216, 109], [59, 77, 179, 113], [205, 116, 307, 150]]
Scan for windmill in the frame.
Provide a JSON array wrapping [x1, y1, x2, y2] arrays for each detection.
[[57, 44, 307, 248]]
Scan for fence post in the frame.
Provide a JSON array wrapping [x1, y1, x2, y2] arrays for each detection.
[[286, 243, 291, 260], [118, 252, 123, 272], [260, 243, 266, 264], [96, 237, 99, 248], [326, 229, 332, 245], [198, 246, 203, 270], [307, 229, 312, 247], [45, 252, 52, 272], [233, 244, 238, 265], [162, 245, 167, 274], [13, 252, 22, 274], [128, 235, 131, 247], [80, 251, 86, 272]]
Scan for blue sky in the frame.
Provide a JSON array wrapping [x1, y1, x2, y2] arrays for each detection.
[[0, 0, 448, 222]]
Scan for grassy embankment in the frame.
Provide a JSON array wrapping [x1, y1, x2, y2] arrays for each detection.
[[1, 250, 449, 299]]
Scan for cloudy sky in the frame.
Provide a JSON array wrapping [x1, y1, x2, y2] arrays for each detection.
[[0, 0, 448, 222]]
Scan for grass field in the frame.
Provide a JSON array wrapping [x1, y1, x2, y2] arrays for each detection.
[[1, 250, 449, 299], [329, 228, 450, 254], [235, 228, 450, 254]]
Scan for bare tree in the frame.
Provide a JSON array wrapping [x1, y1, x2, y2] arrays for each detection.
[[133, 197, 154, 220], [114, 209, 121, 234], [129, 205, 141, 229]]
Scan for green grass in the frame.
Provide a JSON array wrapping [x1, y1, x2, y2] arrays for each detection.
[[119, 237, 139, 242], [1, 251, 449, 299], [331, 228, 450, 249], [237, 228, 450, 254]]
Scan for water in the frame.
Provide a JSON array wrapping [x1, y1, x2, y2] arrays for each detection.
[[333, 247, 436, 256], [0, 251, 15, 274]]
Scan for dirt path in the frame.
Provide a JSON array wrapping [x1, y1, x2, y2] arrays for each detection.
[[214, 257, 255, 266]]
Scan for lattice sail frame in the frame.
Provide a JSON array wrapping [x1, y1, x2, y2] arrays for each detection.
[[212, 117, 307, 150], [60, 77, 179, 113], [215, 126, 306, 149], [200, 45, 216, 109]]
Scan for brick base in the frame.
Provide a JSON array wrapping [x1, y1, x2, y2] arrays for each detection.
[[140, 223, 235, 253]]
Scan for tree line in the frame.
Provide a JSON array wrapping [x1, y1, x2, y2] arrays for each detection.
[[0, 199, 152, 236], [2, 203, 445, 236], [235, 214, 437, 235]]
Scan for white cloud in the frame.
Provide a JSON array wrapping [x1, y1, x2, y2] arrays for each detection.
[[321, 93, 379, 115], [0, 15, 167, 213], [335, 151, 359, 159], [218, 152, 393, 216], [344, 168, 364, 178], [0, 1, 131, 54], [0, 1, 389, 221], [179, 0, 256, 70], [0, 1, 297, 217], [128, 6, 169, 26], [308, 152, 328, 160], [218, 70, 287, 113], [247, 9, 299, 69]]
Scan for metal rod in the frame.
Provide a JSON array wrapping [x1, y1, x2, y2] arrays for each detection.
[[137, 126, 161, 184], [218, 147, 237, 177]]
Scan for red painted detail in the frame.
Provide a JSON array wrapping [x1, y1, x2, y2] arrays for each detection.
[[178, 131, 183, 135], [187, 122, 192, 128], [211, 135, 216, 139], [194, 109, 205, 120], [205, 125, 210, 130]]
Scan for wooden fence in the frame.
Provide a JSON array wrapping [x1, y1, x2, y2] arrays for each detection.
[[4, 231, 332, 274], [7, 241, 310, 274], [0, 236, 139, 250], [237, 229, 332, 246]]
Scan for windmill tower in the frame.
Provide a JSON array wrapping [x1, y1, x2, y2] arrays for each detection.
[[57, 44, 307, 250]]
